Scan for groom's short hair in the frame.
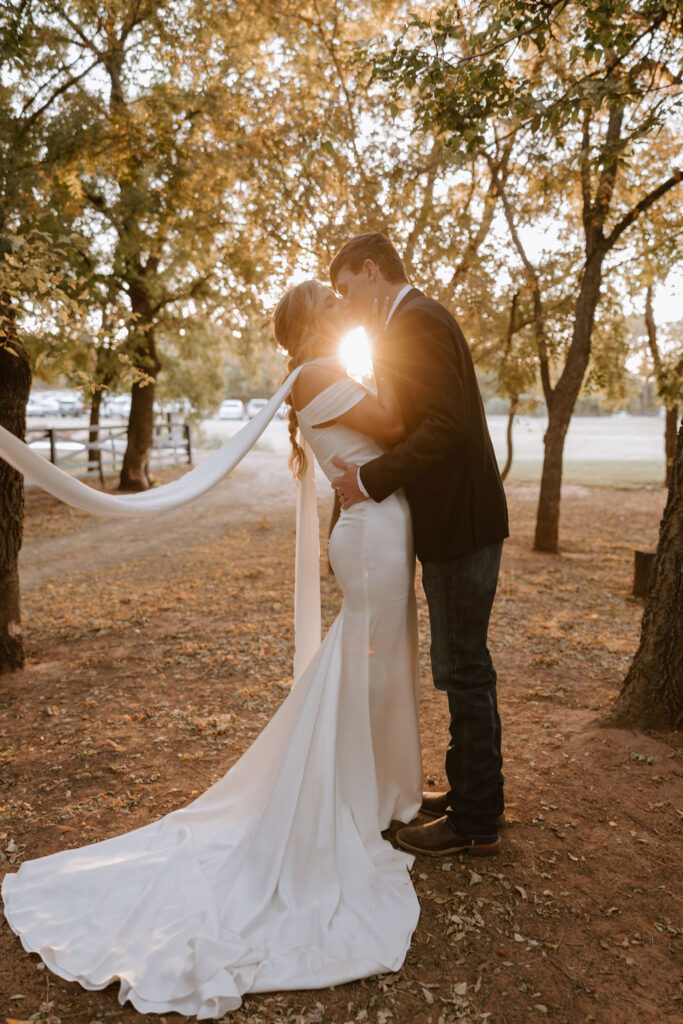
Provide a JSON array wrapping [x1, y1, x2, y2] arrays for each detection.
[[330, 233, 408, 288]]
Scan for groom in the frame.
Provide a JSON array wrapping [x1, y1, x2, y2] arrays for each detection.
[[330, 232, 508, 856]]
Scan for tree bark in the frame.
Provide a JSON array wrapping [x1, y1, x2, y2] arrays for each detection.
[[632, 549, 655, 598], [500, 398, 518, 482], [531, 108, 682, 553], [607, 420, 683, 730], [88, 390, 105, 487], [119, 288, 161, 491], [0, 306, 32, 673], [644, 285, 681, 488], [665, 405, 678, 489], [119, 376, 158, 490], [534, 256, 603, 552], [499, 290, 520, 484]]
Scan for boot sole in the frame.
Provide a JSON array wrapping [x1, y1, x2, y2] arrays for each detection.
[[397, 835, 501, 857]]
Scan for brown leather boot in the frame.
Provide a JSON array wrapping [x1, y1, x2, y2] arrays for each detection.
[[397, 816, 500, 857], [420, 791, 508, 828], [420, 791, 450, 817]]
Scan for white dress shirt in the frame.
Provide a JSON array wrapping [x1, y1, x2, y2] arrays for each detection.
[[356, 284, 413, 498], [385, 283, 412, 328]]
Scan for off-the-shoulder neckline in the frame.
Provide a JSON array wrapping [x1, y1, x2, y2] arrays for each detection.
[[296, 371, 365, 414]]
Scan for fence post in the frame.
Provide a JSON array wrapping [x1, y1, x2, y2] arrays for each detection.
[[184, 423, 192, 465], [48, 429, 57, 465]]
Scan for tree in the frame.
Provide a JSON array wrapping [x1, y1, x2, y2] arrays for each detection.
[[28, 1, 279, 489], [0, 326, 31, 672], [608, 419, 682, 730], [377, 0, 683, 551], [493, 289, 543, 481], [0, 0, 289, 670], [629, 195, 683, 486], [235, 1, 516, 358], [644, 287, 683, 488], [0, 3, 89, 672], [1, 0, 425, 669]]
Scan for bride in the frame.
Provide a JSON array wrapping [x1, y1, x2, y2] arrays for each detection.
[[1, 280, 423, 1017]]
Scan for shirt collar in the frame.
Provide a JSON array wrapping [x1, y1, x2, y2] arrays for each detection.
[[385, 283, 413, 327]]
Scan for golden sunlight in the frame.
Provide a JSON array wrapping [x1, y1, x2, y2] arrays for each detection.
[[340, 327, 373, 381]]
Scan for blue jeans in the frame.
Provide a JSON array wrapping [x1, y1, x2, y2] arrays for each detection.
[[421, 542, 504, 840]]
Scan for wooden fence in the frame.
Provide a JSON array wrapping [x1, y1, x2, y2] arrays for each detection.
[[25, 419, 192, 485]]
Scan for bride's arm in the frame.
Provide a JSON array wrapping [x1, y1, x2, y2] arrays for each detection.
[[332, 374, 405, 443], [293, 364, 405, 444]]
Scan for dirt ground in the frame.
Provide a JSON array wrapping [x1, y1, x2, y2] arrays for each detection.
[[0, 454, 681, 1024]]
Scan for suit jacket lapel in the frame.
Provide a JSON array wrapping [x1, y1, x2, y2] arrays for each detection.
[[379, 288, 424, 402], [387, 287, 422, 329]]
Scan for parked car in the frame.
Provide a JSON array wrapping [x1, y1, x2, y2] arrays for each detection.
[[218, 399, 246, 420], [57, 393, 84, 417], [276, 402, 289, 419], [155, 398, 193, 418], [101, 395, 132, 419], [26, 393, 61, 417], [246, 398, 268, 419]]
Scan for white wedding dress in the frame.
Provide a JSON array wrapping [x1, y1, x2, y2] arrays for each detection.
[[2, 373, 423, 1017]]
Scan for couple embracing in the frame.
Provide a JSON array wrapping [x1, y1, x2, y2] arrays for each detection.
[[2, 233, 509, 1017]]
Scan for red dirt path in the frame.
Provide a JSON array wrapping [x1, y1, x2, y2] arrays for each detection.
[[1, 460, 680, 1024]]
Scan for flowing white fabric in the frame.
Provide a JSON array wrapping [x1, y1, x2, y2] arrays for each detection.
[[0, 372, 305, 517], [2, 373, 423, 1017], [294, 437, 320, 680], [0, 364, 327, 682]]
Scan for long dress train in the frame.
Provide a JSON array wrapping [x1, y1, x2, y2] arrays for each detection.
[[1, 372, 423, 1017]]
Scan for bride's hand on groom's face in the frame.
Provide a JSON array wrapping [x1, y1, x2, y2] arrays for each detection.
[[332, 458, 367, 510]]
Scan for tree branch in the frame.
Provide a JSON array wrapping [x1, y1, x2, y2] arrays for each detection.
[[580, 107, 593, 245], [18, 57, 100, 139], [152, 273, 213, 315], [644, 283, 661, 375], [447, 144, 511, 295], [594, 99, 625, 227], [44, 1, 102, 58], [423, 0, 570, 70], [309, 0, 370, 188], [403, 140, 442, 273], [20, 51, 85, 117], [605, 168, 683, 249], [494, 170, 554, 406]]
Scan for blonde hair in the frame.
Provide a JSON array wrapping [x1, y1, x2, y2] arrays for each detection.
[[272, 280, 330, 479]]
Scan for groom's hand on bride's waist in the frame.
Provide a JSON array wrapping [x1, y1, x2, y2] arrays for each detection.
[[332, 458, 369, 510]]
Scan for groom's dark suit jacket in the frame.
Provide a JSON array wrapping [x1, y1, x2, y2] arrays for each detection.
[[359, 288, 509, 562]]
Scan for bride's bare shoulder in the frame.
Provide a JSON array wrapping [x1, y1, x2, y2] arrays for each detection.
[[291, 364, 347, 410]]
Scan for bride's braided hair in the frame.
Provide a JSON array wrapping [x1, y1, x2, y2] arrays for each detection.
[[272, 280, 328, 480]]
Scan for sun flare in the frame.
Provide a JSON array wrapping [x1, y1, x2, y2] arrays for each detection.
[[340, 327, 373, 381]]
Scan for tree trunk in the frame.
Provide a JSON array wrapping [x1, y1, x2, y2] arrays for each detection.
[[607, 420, 683, 730], [119, 376, 158, 490], [500, 398, 518, 482], [632, 549, 656, 598], [665, 405, 678, 489], [119, 293, 161, 492], [88, 390, 105, 487], [0, 311, 32, 673], [534, 257, 603, 552], [645, 285, 680, 488]]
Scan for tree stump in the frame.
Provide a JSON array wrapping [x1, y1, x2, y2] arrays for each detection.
[[633, 550, 656, 598]]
